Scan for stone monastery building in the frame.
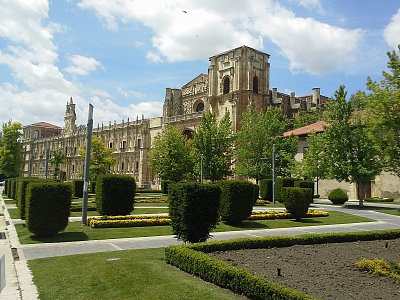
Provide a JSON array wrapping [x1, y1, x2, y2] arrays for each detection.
[[21, 46, 327, 189]]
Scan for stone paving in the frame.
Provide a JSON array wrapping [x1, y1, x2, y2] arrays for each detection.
[[1, 187, 400, 299]]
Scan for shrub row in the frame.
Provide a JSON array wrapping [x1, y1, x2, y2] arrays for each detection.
[[259, 178, 314, 201], [72, 179, 84, 198], [16, 177, 44, 219], [165, 230, 400, 300]]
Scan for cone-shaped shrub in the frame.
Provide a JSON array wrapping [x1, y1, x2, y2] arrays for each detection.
[[96, 175, 136, 216], [282, 187, 312, 221], [169, 182, 220, 243], [26, 182, 71, 237], [16, 177, 45, 219], [294, 180, 315, 197], [217, 180, 257, 225], [275, 177, 298, 202]]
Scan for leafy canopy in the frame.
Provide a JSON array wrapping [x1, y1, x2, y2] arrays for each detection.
[[79, 136, 116, 182], [235, 107, 297, 182], [148, 125, 195, 182], [0, 122, 23, 177], [193, 111, 234, 181]]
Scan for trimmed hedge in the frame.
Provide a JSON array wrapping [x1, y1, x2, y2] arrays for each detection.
[[9, 178, 18, 200], [95, 174, 136, 216], [217, 180, 258, 225], [282, 187, 313, 221], [294, 180, 314, 197], [25, 182, 72, 237], [328, 188, 348, 204], [275, 177, 298, 202], [165, 230, 400, 300], [16, 177, 44, 219], [161, 180, 174, 194], [72, 179, 84, 198], [169, 182, 220, 243], [259, 179, 273, 200]]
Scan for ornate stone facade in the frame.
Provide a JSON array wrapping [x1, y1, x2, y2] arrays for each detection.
[[21, 46, 327, 188]]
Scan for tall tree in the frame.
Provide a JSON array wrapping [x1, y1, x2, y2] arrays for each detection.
[[148, 125, 195, 182], [79, 136, 116, 182], [193, 111, 234, 181], [0, 122, 23, 177], [235, 108, 297, 183], [365, 44, 400, 176], [50, 150, 66, 180], [323, 85, 382, 204]]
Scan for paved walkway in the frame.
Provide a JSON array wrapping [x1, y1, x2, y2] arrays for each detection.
[[1, 188, 400, 299]]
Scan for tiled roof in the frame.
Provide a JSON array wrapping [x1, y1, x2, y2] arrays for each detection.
[[283, 120, 327, 137], [27, 122, 62, 129], [182, 73, 208, 89]]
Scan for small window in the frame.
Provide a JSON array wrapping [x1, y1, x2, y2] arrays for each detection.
[[253, 76, 259, 94], [136, 161, 139, 170], [223, 77, 230, 94], [195, 102, 204, 112], [121, 162, 124, 171], [137, 139, 141, 149], [109, 142, 113, 149]]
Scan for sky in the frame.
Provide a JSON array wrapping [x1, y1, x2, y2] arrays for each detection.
[[0, 0, 399, 128]]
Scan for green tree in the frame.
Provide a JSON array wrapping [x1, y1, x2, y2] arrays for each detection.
[[0, 122, 23, 177], [193, 111, 234, 181], [235, 108, 297, 183], [364, 44, 400, 176], [322, 85, 382, 204], [50, 150, 66, 180], [79, 136, 116, 183], [148, 125, 195, 182]]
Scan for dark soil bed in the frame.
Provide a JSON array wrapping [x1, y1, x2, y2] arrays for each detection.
[[210, 238, 400, 300]]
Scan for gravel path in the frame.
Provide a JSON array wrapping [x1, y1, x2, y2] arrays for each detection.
[[210, 238, 400, 300]]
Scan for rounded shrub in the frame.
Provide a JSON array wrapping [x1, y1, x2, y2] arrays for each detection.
[[328, 188, 348, 204], [217, 180, 257, 225], [282, 187, 313, 221], [25, 182, 72, 237], [96, 174, 136, 216], [168, 182, 220, 243]]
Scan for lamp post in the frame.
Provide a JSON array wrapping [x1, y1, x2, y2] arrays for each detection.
[[82, 104, 93, 226]]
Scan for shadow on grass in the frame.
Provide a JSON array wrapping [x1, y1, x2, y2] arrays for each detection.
[[30, 232, 89, 243], [224, 221, 270, 229], [291, 218, 323, 224], [344, 204, 400, 211]]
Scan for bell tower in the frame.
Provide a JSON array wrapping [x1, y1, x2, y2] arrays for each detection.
[[64, 97, 76, 133]]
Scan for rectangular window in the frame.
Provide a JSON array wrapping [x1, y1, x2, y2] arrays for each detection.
[[137, 139, 141, 149]]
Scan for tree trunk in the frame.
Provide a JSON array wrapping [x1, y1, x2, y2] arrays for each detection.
[[356, 181, 368, 207]]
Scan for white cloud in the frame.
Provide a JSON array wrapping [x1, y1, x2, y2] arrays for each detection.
[[293, 0, 323, 12], [65, 55, 103, 76], [384, 9, 400, 49], [78, 0, 362, 74], [146, 51, 163, 63], [0, 0, 160, 128]]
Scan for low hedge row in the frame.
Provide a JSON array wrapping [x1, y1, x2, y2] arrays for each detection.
[[165, 230, 400, 300], [85, 210, 329, 228], [88, 218, 171, 228]]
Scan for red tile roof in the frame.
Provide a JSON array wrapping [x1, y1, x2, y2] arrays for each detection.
[[283, 120, 327, 137], [27, 122, 62, 129]]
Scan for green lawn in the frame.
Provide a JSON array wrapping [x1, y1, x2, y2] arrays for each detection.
[[69, 207, 169, 217], [28, 248, 244, 300], [15, 211, 373, 244], [7, 207, 19, 219]]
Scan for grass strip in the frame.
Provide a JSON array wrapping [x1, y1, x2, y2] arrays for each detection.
[[28, 248, 243, 300]]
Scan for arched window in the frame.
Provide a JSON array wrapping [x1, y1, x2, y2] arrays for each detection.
[[195, 102, 204, 112], [253, 76, 259, 94], [223, 77, 230, 94]]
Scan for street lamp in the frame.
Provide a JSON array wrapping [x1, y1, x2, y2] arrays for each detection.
[[272, 144, 276, 204]]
